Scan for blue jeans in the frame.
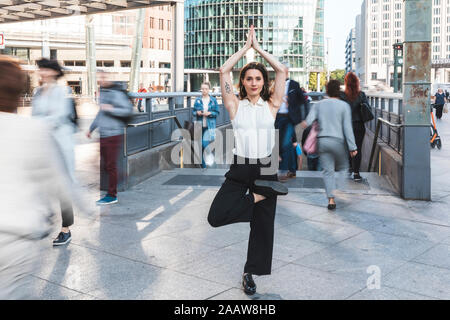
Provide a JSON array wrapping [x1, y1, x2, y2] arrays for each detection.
[[275, 115, 297, 173], [201, 127, 212, 168]]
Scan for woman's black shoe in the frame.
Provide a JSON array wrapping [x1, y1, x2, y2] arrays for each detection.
[[328, 203, 337, 210], [242, 273, 257, 295], [253, 180, 288, 198]]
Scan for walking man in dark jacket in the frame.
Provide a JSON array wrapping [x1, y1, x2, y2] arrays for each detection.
[[276, 67, 308, 181], [87, 71, 133, 205]]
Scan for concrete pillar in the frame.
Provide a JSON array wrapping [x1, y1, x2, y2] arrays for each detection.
[[85, 15, 97, 100], [317, 72, 321, 92], [130, 8, 146, 93], [401, 0, 432, 200], [172, 1, 185, 92], [187, 73, 191, 92], [41, 20, 50, 59]]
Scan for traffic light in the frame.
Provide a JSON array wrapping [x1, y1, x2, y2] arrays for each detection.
[[393, 43, 403, 50]]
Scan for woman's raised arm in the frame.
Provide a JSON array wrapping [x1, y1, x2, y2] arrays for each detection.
[[251, 30, 288, 114], [219, 28, 252, 120]]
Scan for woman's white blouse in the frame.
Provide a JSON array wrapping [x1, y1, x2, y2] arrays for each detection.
[[231, 98, 275, 159]]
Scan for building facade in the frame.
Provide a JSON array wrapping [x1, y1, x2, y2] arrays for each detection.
[[345, 28, 356, 74], [184, 0, 325, 89], [357, 0, 450, 90], [0, 5, 174, 95]]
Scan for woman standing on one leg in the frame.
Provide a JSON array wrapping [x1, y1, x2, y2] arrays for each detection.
[[302, 80, 358, 210], [208, 26, 288, 296]]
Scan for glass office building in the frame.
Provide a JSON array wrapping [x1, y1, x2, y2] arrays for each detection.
[[185, 0, 324, 87]]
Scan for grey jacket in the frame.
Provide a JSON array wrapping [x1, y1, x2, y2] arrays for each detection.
[[305, 98, 357, 152], [89, 84, 133, 138]]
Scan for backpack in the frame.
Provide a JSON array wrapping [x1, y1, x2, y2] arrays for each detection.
[[34, 86, 79, 129]]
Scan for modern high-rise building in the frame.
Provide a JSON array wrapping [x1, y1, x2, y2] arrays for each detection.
[[345, 28, 356, 74], [184, 0, 325, 89], [358, 0, 450, 89]]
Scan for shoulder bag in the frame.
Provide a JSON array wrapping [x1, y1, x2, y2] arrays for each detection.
[[359, 93, 374, 122]]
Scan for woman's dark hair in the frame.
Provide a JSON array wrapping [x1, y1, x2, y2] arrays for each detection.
[[238, 62, 271, 101], [36, 58, 64, 79], [326, 80, 342, 98], [0, 55, 26, 113], [344, 72, 360, 102]]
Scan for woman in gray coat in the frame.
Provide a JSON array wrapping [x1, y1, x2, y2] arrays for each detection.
[[32, 58, 75, 246], [302, 80, 358, 210]]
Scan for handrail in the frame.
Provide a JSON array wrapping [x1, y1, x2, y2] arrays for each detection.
[[124, 115, 202, 167], [127, 115, 182, 129], [368, 118, 404, 172]]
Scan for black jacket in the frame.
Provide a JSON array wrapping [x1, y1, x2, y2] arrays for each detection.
[[285, 79, 309, 125], [340, 91, 368, 123]]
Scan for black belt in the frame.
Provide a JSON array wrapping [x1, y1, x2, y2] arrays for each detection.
[[277, 113, 289, 117]]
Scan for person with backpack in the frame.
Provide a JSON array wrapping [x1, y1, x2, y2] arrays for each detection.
[[86, 70, 133, 205], [339, 72, 369, 182], [32, 58, 76, 246]]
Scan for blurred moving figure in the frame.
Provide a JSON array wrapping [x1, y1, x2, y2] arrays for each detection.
[[87, 70, 133, 205], [32, 58, 76, 246], [302, 80, 357, 210], [0, 56, 73, 299]]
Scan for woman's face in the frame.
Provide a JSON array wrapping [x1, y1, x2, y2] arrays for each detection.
[[201, 84, 210, 96], [38, 68, 59, 84], [242, 69, 264, 98]]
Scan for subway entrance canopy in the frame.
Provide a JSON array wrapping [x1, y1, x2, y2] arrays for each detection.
[[0, 0, 179, 23]]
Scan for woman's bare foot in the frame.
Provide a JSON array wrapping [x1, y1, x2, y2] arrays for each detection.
[[253, 193, 266, 203]]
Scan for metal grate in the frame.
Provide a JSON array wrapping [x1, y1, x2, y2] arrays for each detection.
[[163, 175, 370, 191]]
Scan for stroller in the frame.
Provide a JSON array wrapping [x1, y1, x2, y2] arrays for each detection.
[[431, 104, 442, 150]]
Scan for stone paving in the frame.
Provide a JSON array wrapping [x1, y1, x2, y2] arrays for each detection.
[[28, 116, 450, 300]]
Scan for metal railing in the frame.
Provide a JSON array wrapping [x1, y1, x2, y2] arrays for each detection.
[[365, 92, 404, 156], [124, 92, 231, 158], [367, 117, 405, 172]]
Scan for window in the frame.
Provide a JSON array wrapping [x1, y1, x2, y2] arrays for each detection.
[[159, 19, 164, 30], [167, 20, 171, 31], [159, 38, 164, 50], [149, 17, 154, 29], [121, 61, 131, 67], [371, 72, 378, 80], [167, 39, 171, 50], [149, 37, 155, 49]]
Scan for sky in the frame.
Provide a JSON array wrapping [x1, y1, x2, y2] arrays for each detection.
[[324, 0, 364, 71]]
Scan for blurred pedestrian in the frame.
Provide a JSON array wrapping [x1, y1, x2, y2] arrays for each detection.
[[193, 81, 220, 168], [276, 65, 308, 182], [302, 80, 357, 210], [87, 70, 133, 205], [340, 72, 369, 182], [434, 88, 447, 120], [0, 56, 73, 299], [32, 58, 75, 246], [137, 83, 148, 112]]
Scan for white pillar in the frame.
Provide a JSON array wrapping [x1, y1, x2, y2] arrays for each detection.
[[130, 8, 146, 93], [41, 20, 50, 59], [85, 15, 97, 100], [317, 72, 321, 92], [172, 2, 185, 92]]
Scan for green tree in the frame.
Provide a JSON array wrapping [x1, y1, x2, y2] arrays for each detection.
[[330, 69, 346, 84], [309, 72, 327, 91]]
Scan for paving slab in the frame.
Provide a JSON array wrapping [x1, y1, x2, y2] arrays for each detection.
[[249, 263, 365, 300], [383, 262, 450, 300], [292, 243, 408, 283], [347, 286, 436, 300], [412, 243, 450, 270]]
